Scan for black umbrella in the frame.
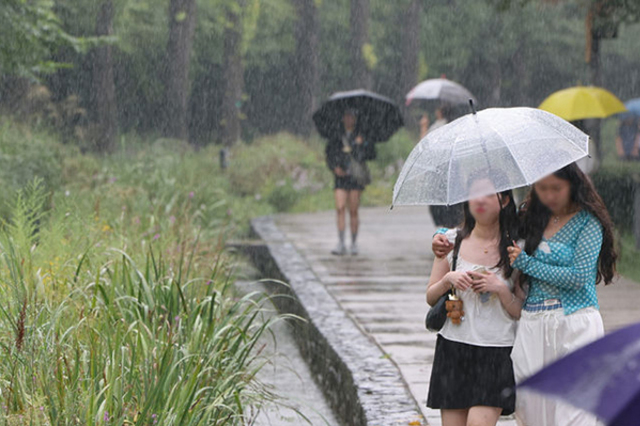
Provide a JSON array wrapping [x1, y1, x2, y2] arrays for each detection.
[[312, 89, 404, 143]]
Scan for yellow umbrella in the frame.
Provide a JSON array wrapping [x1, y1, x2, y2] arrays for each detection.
[[538, 86, 627, 121]]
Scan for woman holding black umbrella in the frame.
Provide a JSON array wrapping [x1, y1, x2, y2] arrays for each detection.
[[314, 90, 404, 256], [325, 109, 376, 255]]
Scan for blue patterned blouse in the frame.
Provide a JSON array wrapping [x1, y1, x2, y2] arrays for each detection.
[[512, 209, 603, 315]]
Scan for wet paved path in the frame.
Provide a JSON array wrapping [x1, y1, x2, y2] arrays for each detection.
[[274, 207, 640, 426]]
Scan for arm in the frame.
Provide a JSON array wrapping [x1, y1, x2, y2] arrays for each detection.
[[512, 217, 603, 290], [498, 287, 523, 320], [325, 139, 339, 171], [432, 228, 453, 258], [434, 227, 448, 237], [326, 139, 347, 176], [426, 256, 473, 306], [616, 136, 625, 158], [426, 257, 450, 306], [632, 134, 640, 157], [468, 270, 523, 319]]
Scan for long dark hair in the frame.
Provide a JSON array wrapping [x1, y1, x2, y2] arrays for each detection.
[[519, 163, 617, 285], [457, 189, 519, 278]]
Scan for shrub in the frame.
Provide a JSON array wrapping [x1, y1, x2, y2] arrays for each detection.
[[227, 133, 329, 197], [266, 179, 300, 212], [0, 120, 65, 216], [591, 167, 636, 232]]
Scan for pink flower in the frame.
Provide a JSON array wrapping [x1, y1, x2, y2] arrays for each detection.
[[153, 234, 160, 241], [189, 191, 195, 199]]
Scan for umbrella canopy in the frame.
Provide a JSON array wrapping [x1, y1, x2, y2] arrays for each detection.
[[539, 86, 627, 121], [312, 89, 404, 143], [392, 107, 589, 206], [405, 78, 477, 106], [519, 321, 640, 426]]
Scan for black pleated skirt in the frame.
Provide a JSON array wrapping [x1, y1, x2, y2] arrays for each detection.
[[334, 175, 365, 191], [427, 334, 516, 415]]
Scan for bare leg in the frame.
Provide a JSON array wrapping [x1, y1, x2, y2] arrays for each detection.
[[441, 409, 468, 426], [466, 406, 501, 426], [348, 190, 361, 240], [348, 190, 361, 254], [332, 189, 348, 255]]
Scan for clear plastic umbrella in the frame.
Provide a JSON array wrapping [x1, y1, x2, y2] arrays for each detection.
[[392, 106, 589, 206]]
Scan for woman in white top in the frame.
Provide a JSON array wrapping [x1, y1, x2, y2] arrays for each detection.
[[426, 177, 525, 426]]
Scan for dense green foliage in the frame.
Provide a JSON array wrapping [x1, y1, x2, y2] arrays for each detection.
[[2, 0, 639, 143], [0, 120, 307, 424], [0, 0, 89, 77]]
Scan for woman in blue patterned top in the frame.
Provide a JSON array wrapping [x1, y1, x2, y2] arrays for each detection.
[[506, 163, 617, 426], [432, 163, 617, 426]]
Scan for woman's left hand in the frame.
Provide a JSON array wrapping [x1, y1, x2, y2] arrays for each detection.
[[507, 243, 522, 265], [468, 270, 506, 294], [355, 135, 364, 145]]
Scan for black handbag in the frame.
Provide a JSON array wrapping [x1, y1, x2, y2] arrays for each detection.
[[348, 158, 371, 186], [342, 135, 371, 186], [425, 234, 461, 332]]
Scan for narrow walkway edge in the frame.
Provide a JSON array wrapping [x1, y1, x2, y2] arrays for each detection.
[[249, 215, 425, 426]]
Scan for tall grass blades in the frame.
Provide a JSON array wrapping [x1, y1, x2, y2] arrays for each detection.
[[0, 181, 278, 425]]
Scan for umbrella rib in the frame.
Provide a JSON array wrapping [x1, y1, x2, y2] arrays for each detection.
[[392, 144, 423, 204], [536, 112, 590, 154], [445, 133, 459, 206], [490, 124, 530, 184]]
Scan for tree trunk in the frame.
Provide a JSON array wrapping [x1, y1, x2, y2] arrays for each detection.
[[164, 0, 197, 141], [398, 0, 421, 130], [587, 29, 602, 163], [91, 0, 117, 153], [291, 0, 319, 136], [349, 0, 371, 89], [221, 1, 245, 147]]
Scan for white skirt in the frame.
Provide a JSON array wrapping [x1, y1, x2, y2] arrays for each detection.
[[511, 306, 604, 426]]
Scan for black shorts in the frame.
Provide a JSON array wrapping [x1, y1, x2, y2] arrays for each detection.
[[427, 335, 516, 415], [334, 175, 365, 191]]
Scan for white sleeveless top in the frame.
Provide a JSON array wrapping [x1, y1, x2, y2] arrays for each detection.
[[438, 229, 517, 347]]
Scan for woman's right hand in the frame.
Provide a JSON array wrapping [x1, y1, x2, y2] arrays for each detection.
[[507, 243, 522, 265], [445, 271, 473, 291], [432, 234, 453, 258], [334, 167, 347, 177]]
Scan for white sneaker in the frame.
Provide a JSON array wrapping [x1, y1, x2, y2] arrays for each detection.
[[350, 243, 359, 256], [331, 243, 346, 256]]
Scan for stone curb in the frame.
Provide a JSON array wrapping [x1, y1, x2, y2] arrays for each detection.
[[248, 215, 425, 426]]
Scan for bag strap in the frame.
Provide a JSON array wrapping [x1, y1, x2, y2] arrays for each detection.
[[451, 230, 463, 272], [449, 231, 463, 297]]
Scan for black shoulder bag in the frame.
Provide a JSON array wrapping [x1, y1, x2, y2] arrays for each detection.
[[425, 234, 461, 332]]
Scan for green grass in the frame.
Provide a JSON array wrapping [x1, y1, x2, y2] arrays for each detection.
[[0, 119, 419, 424], [0, 121, 316, 425], [0, 179, 287, 425]]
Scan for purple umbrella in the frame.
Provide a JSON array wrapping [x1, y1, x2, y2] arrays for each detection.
[[519, 321, 640, 426]]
